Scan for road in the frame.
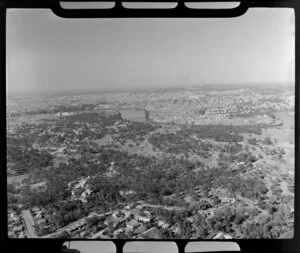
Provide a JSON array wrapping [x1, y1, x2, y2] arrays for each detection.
[[139, 202, 184, 211], [21, 210, 38, 238], [41, 211, 112, 238], [41, 200, 182, 238], [89, 229, 110, 239]]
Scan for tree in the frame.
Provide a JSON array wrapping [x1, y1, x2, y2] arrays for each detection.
[[263, 137, 273, 145]]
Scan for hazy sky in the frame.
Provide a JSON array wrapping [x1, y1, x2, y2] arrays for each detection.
[[7, 8, 294, 93]]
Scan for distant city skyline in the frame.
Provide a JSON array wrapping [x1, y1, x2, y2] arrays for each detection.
[[6, 8, 294, 93]]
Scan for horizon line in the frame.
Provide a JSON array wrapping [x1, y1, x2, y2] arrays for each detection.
[[6, 82, 294, 96]]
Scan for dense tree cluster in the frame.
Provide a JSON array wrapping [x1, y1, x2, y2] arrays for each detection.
[[52, 200, 88, 228], [242, 205, 292, 238], [66, 111, 121, 125], [7, 145, 53, 174], [8, 105, 293, 239], [148, 132, 213, 157], [116, 121, 157, 142]]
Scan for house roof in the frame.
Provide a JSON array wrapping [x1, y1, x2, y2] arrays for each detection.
[[138, 215, 150, 221], [126, 220, 141, 228], [213, 232, 224, 239], [133, 225, 146, 235], [280, 230, 294, 239], [142, 227, 161, 239], [223, 234, 233, 239], [13, 226, 23, 232]]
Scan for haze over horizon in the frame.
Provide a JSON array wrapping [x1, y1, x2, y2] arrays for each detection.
[[6, 8, 294, 94], [6, 82, 294, 97]]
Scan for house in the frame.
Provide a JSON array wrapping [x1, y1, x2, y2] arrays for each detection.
[[113, 228, 124, 236], [122, 227, 131, 234], [195, 186, 201, 191], [18, 232, 26, 238], [9, 212, 18, 221], [158, 220, 170, 229], [36, 218, 46, 226], [105, 216, 121, 226], [223, 234, 233, 239], [43, 224, 52, 230], [131, 209, 142, 217], [141, 227, 161, 239], [184, 195, 193, 203], [195, 189, 202, 195], [119, 190, 137, 196], [142, 210, 151, 216], [172, 226, 180, 234], [213, 232, 232, 239], [32, 207, 40, 213], [61, 112, 70, 117], [80, 231, 87, 237], [13, 225, 23, 233], [34, 211, 44, 219], [138, 216, 150, 223], [221, 197, 231, 204], [87, 212, 98, 218], [135, 204, 143, 210], [133, 225, 147, 235], [213, 232, 224, 239], [178, 191, 185, 197], [186, 217, 194, 223], [126, 220, 141, 230]]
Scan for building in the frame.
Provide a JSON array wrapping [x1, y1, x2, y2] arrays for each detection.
[[36, 218, 46, 226], [13, 225, 23, 233], [113, 228, 124, 236], [223, 234, 233, 239], [138, 216, 150, 223], [32, 207, 40, 213], [213, 232, 232, 239], [34, 211, 44, 219], [55, 112, 71, 118], [158, 220, 170, 229], [119, 190, 137, 197], [213, 232, 224, 239], [126, 220, 141, 230], [141, 227, 161, 239], [133, 225, 147, 235], [62, 112, 71, 117], [131, 209, 142, 217]]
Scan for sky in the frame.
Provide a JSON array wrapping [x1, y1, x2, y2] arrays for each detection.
[[6, 7, 295, 94]]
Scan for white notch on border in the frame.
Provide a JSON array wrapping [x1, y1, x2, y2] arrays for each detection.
[[185, 242, 241, 252], [63, 241, 116, 253], [123, 241, 178, 253], [185, 1, 240, 9], [122, 2, 178, 9], [59, 2, 116, 9]]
